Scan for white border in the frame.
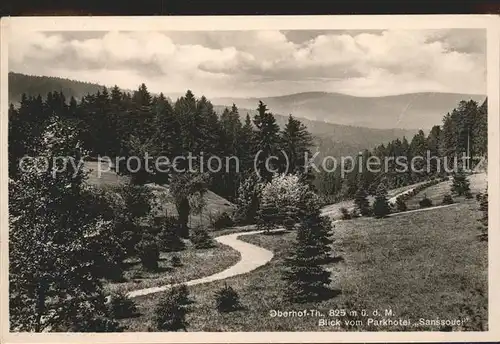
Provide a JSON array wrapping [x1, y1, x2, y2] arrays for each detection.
[[1, 15, 499, 344]]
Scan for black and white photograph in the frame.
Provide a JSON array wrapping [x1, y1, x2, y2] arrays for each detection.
[[1, 15, 499, 342]]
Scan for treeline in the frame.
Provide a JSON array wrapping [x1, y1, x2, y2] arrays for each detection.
[[8, 72, 106, 105], [9, 84, 315, 201], [316, 99, 488, 202]]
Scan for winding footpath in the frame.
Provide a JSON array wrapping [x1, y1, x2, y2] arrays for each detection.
[[127, 229, 284, 298], [126, 182, 453, 299]]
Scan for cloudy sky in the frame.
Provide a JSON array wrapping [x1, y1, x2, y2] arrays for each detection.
[[9, 29, 486, 98]]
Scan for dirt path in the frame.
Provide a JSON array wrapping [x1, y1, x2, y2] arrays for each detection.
[[126, 229, 284, 298], [126, 181, 461, 299]]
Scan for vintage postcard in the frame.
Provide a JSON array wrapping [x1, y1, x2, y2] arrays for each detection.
[[0, 15, 499, 343]]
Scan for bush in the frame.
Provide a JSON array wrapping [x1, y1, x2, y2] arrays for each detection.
[[442, 194, 454, 205], [135, 234, 160, 271], [257, 174, 318, 230], [350, 208, 360, 218], [395, 197, 407, 212], [170, 254, 182, 267], [211, 211, 234, 230], [476, 193, 483, 202], [107, 291, 138, 319], [214, 283, 242, 313], [340, 207, 351, 220], [419, 195, 433, 208], [152, 284, 193, 331], [234, 174, 264, 225], [191, 227, 215, 249]]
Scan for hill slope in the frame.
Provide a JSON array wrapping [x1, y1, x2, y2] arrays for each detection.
[[9, 72, 106, 104], [212, 104, 417, 158], [212, 91, 486, 130]]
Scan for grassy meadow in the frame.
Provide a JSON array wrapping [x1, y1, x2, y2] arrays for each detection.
[[119, 190, 487, 331]]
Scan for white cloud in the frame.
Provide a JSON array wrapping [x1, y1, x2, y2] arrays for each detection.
[[8, 29, 486, 98]]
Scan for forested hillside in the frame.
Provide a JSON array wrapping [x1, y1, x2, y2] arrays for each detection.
[[9, 73, 417, 160], [9, 80, 487, 205], [315, 98, 488, 201], [9, 72, 106, 103]]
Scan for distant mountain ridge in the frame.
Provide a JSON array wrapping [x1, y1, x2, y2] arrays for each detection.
[[9, 72, 479, 158], [211, 91, 486, 130]]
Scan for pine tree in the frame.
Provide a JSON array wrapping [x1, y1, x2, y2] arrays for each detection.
[[135, 233, 160, 271], [427, 125, 442, 175], [451, 167, 472, 197], [281, 115, 314, 178], [253, 101, 281, 182], [472, 98, 488, 159], [354, 186, 371, 216], [214, 283, 242, 313], [409, 130, 428, 181], [282, 208, 333, 303], [372, 183, 391, 218], [152, 285, 193, 331]]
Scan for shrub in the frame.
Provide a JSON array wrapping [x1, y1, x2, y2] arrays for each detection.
[[234, 173, 264, 225], [340, 207, 351, 220], [135, 234, 160, 271], [191, 227, 215, 249], [442, 194, 454, 205], [214, 283, 242, 313], [350, 208, 360, 218], [419, 195, 433, 208], [257, 174, 318, 230], [170, 254, 182, 267], [107, 291, 138, 319], [395, 197, 407, 212], [152, 284, 193, 331], [478, 191, 488, 241], [211, 211, 234, 230], [476, 193, 483, 202]]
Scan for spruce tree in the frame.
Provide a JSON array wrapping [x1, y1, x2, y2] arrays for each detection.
[[281, 115, 314, 179], [451, 167, 472, 197], [372, 183, 391, 218], [354, 186, 371, 216], [253, 101, 281, 182], [282, 208, 333, 303], [238, 113, 256, 175], [152, 285, 193, 331]]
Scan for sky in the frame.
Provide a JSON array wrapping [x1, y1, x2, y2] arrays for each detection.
[[8, 29, 486, 98]]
